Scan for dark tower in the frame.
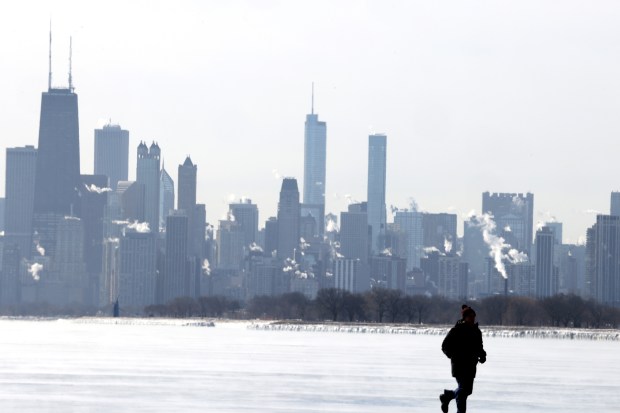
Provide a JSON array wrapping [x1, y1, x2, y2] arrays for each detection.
[[277, 178, 300, 260], [178, 156, 197, 213], [32, 31, 81, 257]]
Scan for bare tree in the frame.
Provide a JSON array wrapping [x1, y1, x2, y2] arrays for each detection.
[[342, 292, 366, 322], [315, 288, 344, 321]]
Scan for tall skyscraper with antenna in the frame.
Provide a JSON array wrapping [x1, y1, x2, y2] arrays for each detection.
[[302, 84, 327, 236], [32, 29, 81, 257]]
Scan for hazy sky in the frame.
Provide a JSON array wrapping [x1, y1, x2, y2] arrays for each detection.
[[2, 0, 620, 243]]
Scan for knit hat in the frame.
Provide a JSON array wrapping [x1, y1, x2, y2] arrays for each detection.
[[461, 304, 476, 318]]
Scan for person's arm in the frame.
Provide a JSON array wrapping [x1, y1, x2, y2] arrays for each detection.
[[477, 330, 487, 363], [442, 329, 455, 359]]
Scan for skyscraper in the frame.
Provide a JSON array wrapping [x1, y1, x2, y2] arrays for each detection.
[[178, 156, 199, 258], [535, 226, 556, 298], [50, 216, 87, 305], [482, 192, 534, 254], [302, 86, 327, 231], [216, 219, 245, 270], [0, 243, 21, 306], [94, 123, 129, 190], [230, 200, 259, 248], [118, 229, 157, 309], [367, 134, 387, 254], [422, 213, 458, 253], [394, 210, 423, 270], [0, 198, 4, 233], [136, 142, 160, 233], [340, 203, 369, 262], [159, 165, 174, 230], [162, 212, 188, 303], [4, 146, 37, 259], [277, 178, 300, 260], [177, 156, 197, 213], [462, 218, 488, 297], [588, 215, 620, 306], [264, 217, 278, 256], [79, 174, 108, 305], [610, 191, 620, 217], [116, 181, 146, 222], [33, 84, 81, 257], [545, 222, 563, 245]]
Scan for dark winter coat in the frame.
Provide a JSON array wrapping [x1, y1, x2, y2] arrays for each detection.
[[441, 320, 486, 378]]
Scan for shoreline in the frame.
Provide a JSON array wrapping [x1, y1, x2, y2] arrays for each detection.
[[1, 316, 618, 341]]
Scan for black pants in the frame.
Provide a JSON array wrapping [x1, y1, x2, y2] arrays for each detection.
[[453, 376, 474, 413]]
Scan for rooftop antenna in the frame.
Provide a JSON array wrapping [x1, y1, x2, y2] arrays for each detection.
[[311, 82, 314, 115], [48, 20, 52, 90], [68, 36, 73, 92]]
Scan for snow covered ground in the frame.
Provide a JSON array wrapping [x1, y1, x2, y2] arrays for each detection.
[[0, 318, 617, 412]]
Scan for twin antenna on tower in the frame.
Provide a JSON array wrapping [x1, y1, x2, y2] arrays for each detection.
[[48, 21, 74, 92]]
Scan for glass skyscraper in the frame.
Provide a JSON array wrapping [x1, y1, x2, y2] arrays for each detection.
[[367, 134, 387, 254], [303, 110, 326, 207], [94, 123, 129, 190]]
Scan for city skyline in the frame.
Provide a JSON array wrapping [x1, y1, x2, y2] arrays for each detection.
[[3, 2, 620, 243]]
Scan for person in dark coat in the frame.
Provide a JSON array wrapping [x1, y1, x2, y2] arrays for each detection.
[[439, 305, 486, 413]]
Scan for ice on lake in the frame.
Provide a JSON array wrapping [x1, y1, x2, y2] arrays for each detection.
[[0, 318, 618, 412]]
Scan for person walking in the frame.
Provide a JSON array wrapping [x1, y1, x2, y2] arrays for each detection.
[[439, 305, 486, 413]]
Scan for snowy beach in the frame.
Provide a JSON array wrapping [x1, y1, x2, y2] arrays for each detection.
[[0, 318, 617, 412]]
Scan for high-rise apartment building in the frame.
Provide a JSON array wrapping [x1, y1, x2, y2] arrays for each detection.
[[4, 146, 37, 258], [118, 229, 157, 309], [136, 142, 160, 234], [394, 210, 423, 270], [367, 134, 387, 253], [587, 215, 620, 306], [94, 123, 129, 190]]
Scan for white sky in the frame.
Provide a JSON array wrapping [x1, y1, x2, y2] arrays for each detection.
[[2, 0, 620, 243]]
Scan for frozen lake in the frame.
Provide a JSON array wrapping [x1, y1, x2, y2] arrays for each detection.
[[0, 319, 618, 412]]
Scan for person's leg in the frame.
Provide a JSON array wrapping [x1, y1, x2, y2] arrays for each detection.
[[439, 388, 455, 412], [454, 377, 474, 413]]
